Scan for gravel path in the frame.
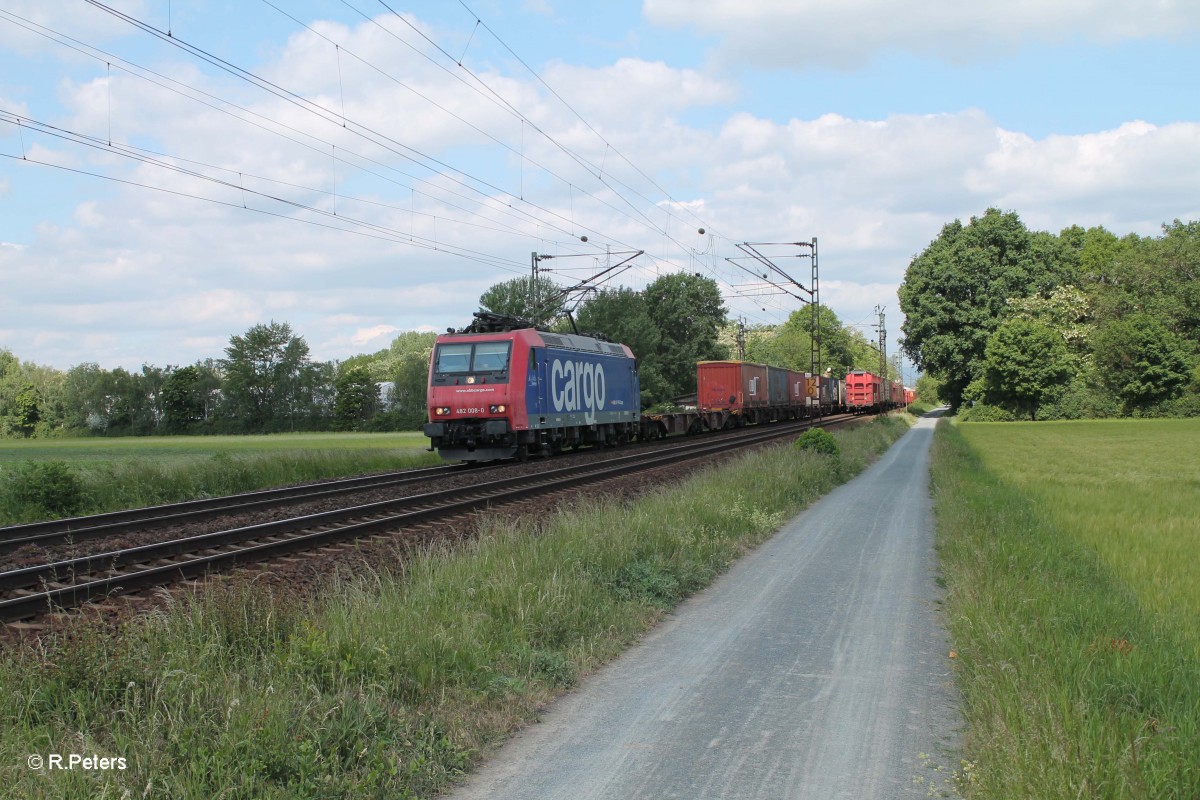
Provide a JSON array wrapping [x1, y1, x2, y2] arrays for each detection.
[[447, 411, 961, 800]]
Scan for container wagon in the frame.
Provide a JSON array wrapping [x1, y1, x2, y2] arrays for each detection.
[[845, 371, 882, 412], [697, 361, 769, 411]]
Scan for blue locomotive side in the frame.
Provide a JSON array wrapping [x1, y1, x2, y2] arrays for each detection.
[[524, 343, 640, 429]]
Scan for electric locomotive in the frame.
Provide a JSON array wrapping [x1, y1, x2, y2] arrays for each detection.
[[423, 313, 641, 461]]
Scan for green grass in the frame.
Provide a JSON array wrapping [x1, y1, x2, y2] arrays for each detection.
[[0, 432, 440, 525], [931, 418, 1200, 799], [0, 416, 911, 799], [0, 431, 432, 466]]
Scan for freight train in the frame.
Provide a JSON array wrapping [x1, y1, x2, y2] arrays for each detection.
[[423, 313, 907, 462]]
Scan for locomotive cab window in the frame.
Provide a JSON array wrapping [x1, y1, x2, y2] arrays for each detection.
[[434, 344, 472, 374], [472, 342, 511, 372]]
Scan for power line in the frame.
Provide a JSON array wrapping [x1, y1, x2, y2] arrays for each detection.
[[260, 0, 670, 243], [81, 0, 644, 255], [7, 4, 715, 273], [0, 111, 532, 273], [0, 8, 591, 246], [371, 0, 722, 255], [454, 0, 721, 240], [4, 4, 755, 310]]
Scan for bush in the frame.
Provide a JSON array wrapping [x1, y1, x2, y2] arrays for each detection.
[[1, 460, 86, 519], [794, 428, 840, 456], [958, 402, 1017, 422]]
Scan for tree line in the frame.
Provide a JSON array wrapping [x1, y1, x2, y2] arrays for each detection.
[[3, 269, 906, 439], [899, 209, 1200, 420], [0, 322, 436, 438]]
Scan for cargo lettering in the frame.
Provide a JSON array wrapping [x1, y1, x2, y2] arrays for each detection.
[[550, 359, 606, 424]]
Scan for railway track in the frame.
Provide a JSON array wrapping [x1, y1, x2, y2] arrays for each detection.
[[0, 462, 472, 555], [1, 414, 859, 624]]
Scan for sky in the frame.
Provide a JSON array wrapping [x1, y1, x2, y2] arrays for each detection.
[[2, 0, 1199, 374]]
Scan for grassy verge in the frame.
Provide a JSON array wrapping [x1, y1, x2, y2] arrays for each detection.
[[905, 400, 936, 416], [0, 416, 909, 799], [0, 432, 439, 525], [930, 419, 1200, 799]]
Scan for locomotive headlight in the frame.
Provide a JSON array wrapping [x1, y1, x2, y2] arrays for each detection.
[[489, 404, 506, 413], [435, 406, 451, 416]]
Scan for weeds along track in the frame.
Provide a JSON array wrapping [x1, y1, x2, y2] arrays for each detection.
[[0, 415, 858, 624]]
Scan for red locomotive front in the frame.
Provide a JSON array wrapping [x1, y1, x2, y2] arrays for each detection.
[[425, 328, 533, 461]]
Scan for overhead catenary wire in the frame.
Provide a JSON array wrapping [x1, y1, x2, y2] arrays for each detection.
[[0, 100, 573, 254], [0, 8, 593, 246], [88, 0, 694, 260], [3, 4, 791, 324], [453, 0, 721, 241], [0, 110, 532, 273], [80, 0, 650, 255], [6, 4, 723, 276], [263, 0, 644, 228], [367, 0, 720, 253], [0, 149, 528, 272]]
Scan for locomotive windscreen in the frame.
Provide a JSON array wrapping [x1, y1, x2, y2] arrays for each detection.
[[472, 342, 510, 371], [433, 342, 512, 375]]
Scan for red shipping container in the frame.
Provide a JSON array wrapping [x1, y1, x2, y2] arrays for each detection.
[[697, 361, 769, 412], [786, 369, 806, 408], [845, 371, 881, 410]]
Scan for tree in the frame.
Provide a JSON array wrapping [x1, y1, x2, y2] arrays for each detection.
[[221, 321, 312, 432], [571, 277, 728, 406], [291, 360, 337, 431], [1, 350, 67, 438], [1004, 285, 1095, 365], [641, 273, 728, 401], [479, 275, 564, 325], [982, 319, 1071, 420], [1092, 313, 1192, 412], [334, 365, 378, 430], [13, 383, 39, 437], [387, 353, 431, 428], [898, 208, 1076, 409], [915, 374, 942, 405], [62, 363, 110, 433], [0, 350, 23, 436], [337, 331, 436, 429], [162, 364, 219, 432]]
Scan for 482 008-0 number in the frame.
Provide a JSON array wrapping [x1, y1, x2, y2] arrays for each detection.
[[457, 407, 486, 414]]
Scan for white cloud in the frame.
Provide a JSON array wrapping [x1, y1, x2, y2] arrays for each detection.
[[350, 324, 401, 346], [0, 1, 148, 56], [541, 58, 737, 122], [966, 120, 1200, 229], [642, 0, 1200, 68]]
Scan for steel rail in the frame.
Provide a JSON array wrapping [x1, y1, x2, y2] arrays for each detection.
[[0, 463, 470, 554], [0, 414, 860, 622]]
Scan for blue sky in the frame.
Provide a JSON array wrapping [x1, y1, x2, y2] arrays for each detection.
[[3, 0, 1199, 372]]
